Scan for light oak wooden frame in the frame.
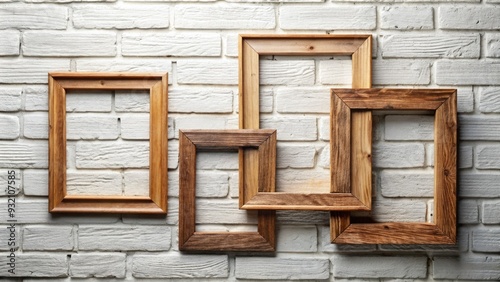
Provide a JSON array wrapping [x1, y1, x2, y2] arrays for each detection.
[[48, 72, 168, 214], [239, 34, 372, 210], [331, 88, 457, 244], [179, 129, 276, 252]]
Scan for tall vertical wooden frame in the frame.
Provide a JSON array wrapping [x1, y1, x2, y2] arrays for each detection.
[[331, 88, 457, 244], [239, 34, 372, 210], [178, 129, 276, 252], [49, 72, 168, 214]]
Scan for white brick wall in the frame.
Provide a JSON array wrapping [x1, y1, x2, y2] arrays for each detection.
[[1, 0, 498, 280]]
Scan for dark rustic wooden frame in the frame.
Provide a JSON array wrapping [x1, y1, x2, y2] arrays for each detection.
[[331, 88, 457, 244], [178, 129, 276, 252], [48, 72, 168, 214], [239, 34, 372, 211]]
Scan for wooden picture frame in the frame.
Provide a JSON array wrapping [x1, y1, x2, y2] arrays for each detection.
[[239, 34, 372, 210], [330, 88, 457, 244], [48, 72, 168, 214], [178, 129, 276, 252]]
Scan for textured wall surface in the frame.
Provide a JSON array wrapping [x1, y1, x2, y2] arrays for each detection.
[[0, 0, 499, 281]]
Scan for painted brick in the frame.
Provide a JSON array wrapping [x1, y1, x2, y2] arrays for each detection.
[[23, 225, 73, 251], [0, 114, 19, 139], [459, 173, 500, 198], [235, 88, 273, 114], [236, 257, 329, 280], [115, 90, 149, 112], [319, 226, 376, 253], [479, 87, 500, 113], [385, 115, 434, 141], [439, 6, 500, 30], [276, 87, 330, 113], [473, 228, 500, 252], [123, 32, 220, 57], [225, 34, 238, 57], [455, 86, 474, 113], [23, 169, 48, 196], [277, 210, 329, 225], [175, 5, 275, 29], [23, 112, 47, 139], [0, 169, 20, 195], [132, 254, 228, 278], [460, 116, 500, 140], [76, 58, 172, 73], [0, 254, 67, 277], [277, 144, 316, 169], [459, 200, 479, 224], [79, 225, 170, 251], [66, 91, 112, 112], [0, 5, 68, 29], [196, 171, 229, 198], [319, 117, 330, 141], [169, 88, 232, 113], [483, 201, 500, 224], [177, 60, 237, 85], [260, 60, 315, 86], [23, 31, 116, 57], [319, 59, 352, 85], [381, 6, 433, 30], [486, 34, 500, 57], [280, 5, 376, 30], [370, 199, 427, 222], [73, 4, 169, 29], [0, 31, 19, 56], [0, 88, 21, 112], [277, 225, 317, 252], [175, 116, 228, 138], [122, 170, 149, 196], [380, 170, 433, 197], [76, 141, 149, 169], [0, 224, 19, 251], [0, 59, 69, 84], [373, 60, 431, 85], [477, 146, 500, 169], [458, 145, 473, 169], [67, 115, 119, 140], [261, 117, 317, 141], [168, 140, 179, 170], [318, 144, 330, 168], [0, 141, 47, 168], [196, 199, 257, 224], [436, 60, 500, 85], [382, 34, 479, 58], [433, 255, 500, 280], [67, 170, 122, 196], [24, 87, 48, 111], [120, 114, 149, 140], [373, 143, 425, 168], [70, 253, 125, 278], [332, 256, 427, 278]]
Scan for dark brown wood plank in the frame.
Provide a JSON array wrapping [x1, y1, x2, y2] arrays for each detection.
[[178, 131, 197, 247]]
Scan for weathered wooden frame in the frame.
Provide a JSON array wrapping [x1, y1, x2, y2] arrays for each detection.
[[48, 72, 168, 214], [179, 129, 276, 252], [239, 34, 372, 210], [331, 88, 457, 244]]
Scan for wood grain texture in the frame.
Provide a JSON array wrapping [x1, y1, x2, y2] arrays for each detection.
[[48, 72, 168, 214], [331, 93, 351, 194], [239, 34, 373, 211], [331, 88, 457, 244], [178, 130, 276, 252]]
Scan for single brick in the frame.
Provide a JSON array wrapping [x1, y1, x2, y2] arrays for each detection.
[[76, 58, 172, 73], [73, 4, 169, 29], [196, 171, 229, 198], [261, 117, 317, 141], [459, 200, 479, 224], [280, 5, 375, 30], [66, 91, 112, 112], [319, 59, 352, 85], [0, 254, 67, 277], [373, 60, 431, 85], [196, 199, 257, 224], [225, 33, 238, 57], [236, 257, 329, 280], [277, 144, 316, 169], [23, 112, 47, 139], [332, 256, 427, 278], [169, 88, 232, 113], [486, 34, 500, 57], [175, 116, 228, 138], [385, 115, 434, 141], [23, 225, 73, 251], [370, 199, 427, 222], [381, 6, 433, 30], [472, 228, 500, 253], [439, 6, 500, 30], [67, 115, 119, 140], [460, 116, 500, 140], [459, 173, 500, 198], [260, 60, 315, 86], [177, 59, 237, 85], [0, 4, 68, 29], [477, 145, 500, 169], [175, 5, 275, 29], [23, 169, 48, 196], [458, 145, 473, 169], [0, 59, 70, 84], [79, 225, 170, 251], [457, 86, 474, 113], [0, 88, 21, 112], [277, 225, 317, 253], [373, 143, 425, 168], [483, 201, 500, 224], [276, 87, 330, 113], [433, 255, 500, 280], [123, 170, 149, 196], [0, 31, 19, 56], [115, 90, 150, 112], [24, 86, 47, 111], [436, 60, 500, 85], [319, 117, 330, 141], [76, 141, 149, 169], [380, 170, 433, 197], [123, 32, 220, 57], [132, 254, 228, 278], [120, 114, 149, 140], [23, 31, 116, 57], [0, 141, 47, 168], [479, 87, 500, 113], [70, 253, 125, 278], [0, 114, 19, 139], [67, 170, 122, 196]]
